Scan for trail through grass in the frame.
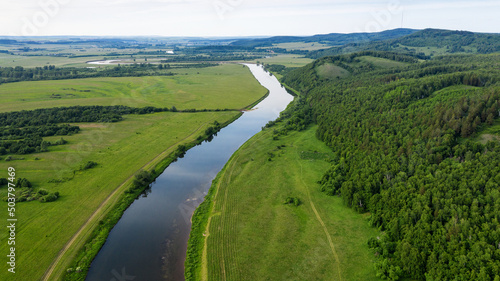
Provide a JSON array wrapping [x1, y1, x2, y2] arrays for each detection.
[[188, 125, 381, 281]]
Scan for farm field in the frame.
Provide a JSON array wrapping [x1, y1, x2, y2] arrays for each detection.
[[0, 63, 267, 280], [271, 42, 332, 51], [254, 54, 314, 68], [187, 125, 380, 281], [0, 53, 103, 68], [0, 64, 267, 112]]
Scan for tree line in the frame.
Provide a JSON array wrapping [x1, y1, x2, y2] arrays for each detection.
[[282, 52, 500, 280], [0, 64, 175, 84]]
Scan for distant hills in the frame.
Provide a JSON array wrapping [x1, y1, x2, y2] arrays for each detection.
[[229, 28, 500, 59], [229, 28, 419, 48], [307, 29, 500, 59]]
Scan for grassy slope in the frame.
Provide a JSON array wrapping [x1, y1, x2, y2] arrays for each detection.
[[0, 64, 265, 112], [188, 125, 380, 281], [0, 64, 268, 281], [358, 56, 409, 68], [316, 63, 350, 80]]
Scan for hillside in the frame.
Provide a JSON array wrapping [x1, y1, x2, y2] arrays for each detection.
[[281, 52, 500, 280], [308, 29, 500, 59], [230, 28, 418, 48]]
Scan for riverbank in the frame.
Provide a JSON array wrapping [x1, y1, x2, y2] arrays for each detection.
[[186, 123, 381, 281], [79, 63, 292, 280], [58, 111, 244, 281]]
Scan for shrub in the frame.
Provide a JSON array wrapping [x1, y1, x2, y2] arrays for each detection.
[[284, 196, 301, 206], [80, 161, 98, 170], [37, 189, 49, 196]]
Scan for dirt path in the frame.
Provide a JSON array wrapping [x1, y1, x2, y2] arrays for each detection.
[[296, 149, 343, 281], [42, 120, 215, 281]]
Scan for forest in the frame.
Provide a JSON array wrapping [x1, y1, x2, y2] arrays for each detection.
[[281, 52, 500, 280]]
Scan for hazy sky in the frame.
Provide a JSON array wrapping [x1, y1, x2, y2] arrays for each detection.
[[1, 0, 499, 37]]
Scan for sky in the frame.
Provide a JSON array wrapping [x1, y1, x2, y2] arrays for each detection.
[[1, 0, 499, 37]]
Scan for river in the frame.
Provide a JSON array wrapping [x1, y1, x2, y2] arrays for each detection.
[[85, 63, 293, 281]]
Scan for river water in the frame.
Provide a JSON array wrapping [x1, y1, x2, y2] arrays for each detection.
[[85, 64, 293, 281]]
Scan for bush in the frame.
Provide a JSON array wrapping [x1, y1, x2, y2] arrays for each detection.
[[284, 196, 301, 206], [132, 170, 153, 189], [80, 161, 98, 170], [40, 192, 59, 203], [37, 189, 49, 196], [16, 178, 32, 188]]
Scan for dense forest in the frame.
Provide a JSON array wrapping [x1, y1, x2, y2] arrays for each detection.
[[282, 52, 500, 280]]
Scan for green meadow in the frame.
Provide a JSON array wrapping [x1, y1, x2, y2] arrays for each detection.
[[316, 63, 351, 80], [358, 56, 409, 69], [0, 53, 102, 68], [187, 125, 380, 281], [0, 64, 266, 112], [271, 42, 332, 51], [254, 54, 314, 68], [0, 63, 267, 281]]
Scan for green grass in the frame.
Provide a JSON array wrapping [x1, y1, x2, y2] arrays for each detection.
[[253, 54, 314, 68], [475, 119, 500, 144], [396, 44, 450, 57], [0, 53, 103, 68], [187, 125, 380, 281], [358, 56, 409, 69], [0, 64, 267, 112], [271, 42, 332, 51], [316, 63, 350, 80]]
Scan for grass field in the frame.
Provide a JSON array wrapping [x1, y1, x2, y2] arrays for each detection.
[[358, 56, 409, 69], [396, 44, 454, 57], [271, 42, 332, 51], [187, 125, 380, 281], [0, 63, 267, 280], [0, 64, 266, 112], [476, 119, 500, 144], [0, 53, 103, 68], [316, 63, 350, 80], [253, 54, 314, 68]]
